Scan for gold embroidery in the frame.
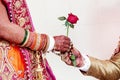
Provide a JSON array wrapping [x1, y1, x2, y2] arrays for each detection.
[[14, 1, 22, 9], [0, 40, 16, 80], [12, 0, 33, 30], [19, 17, 26, 27], [0, 40, 9, 47], [25, 25, 32, 30], [0, 40, 25, 79]]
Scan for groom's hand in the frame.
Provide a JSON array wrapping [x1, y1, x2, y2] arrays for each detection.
[[53, 35, 71, 52], [114, 40, 120, 55], [61, 47, 84, 67]]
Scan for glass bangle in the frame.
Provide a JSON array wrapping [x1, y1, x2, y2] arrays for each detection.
[[20, 29, 28, 46]]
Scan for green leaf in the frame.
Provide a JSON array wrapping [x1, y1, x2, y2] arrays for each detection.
[[69, 24, 74, 28], [70, 54, 76, 66], [72, 60, 76, 66], [58, 16, 66, 21], [65, 21, 69, 27], [70, 54, 76, 61]]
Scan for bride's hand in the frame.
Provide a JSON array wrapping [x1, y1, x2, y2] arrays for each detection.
[[53, 35, 71, 52]]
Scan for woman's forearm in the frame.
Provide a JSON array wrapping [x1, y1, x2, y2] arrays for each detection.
[[0, 22, 25, 44], [0, 1, 50, 51], [0, 1, 25, 44], [0, 0, 70, 53]]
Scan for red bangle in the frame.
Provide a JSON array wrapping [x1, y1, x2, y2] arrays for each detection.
[[29, 32, 37, 50]]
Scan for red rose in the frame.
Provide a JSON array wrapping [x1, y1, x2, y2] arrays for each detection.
[[67, 13, 79, 24], [58, 13, 79, 36]]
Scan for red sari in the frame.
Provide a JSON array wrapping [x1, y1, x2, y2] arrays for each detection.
[[0, 0, 56, 80]]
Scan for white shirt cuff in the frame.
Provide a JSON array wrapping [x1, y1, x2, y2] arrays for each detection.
[[47, 36, 55, 51], [78, 53, 91, 72]]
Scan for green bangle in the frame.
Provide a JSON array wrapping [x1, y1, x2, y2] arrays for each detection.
[[20, 29, 28, 45]]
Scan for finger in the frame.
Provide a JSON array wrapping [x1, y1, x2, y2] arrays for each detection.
[[115, 47, 120, 53], [53, 44, 60, 51], [63, 40, 71, 45], [54, 43, 65, 51], [62, 36, 71, 41], [64, 57, 70, 63], [76, 57, 83, 67], [71, 50, 80, 57], [62, 41, 71, 47], [59, 46, 71, 52], [61, 47, 70, 52], [61, 53, 68, 60], [114, 48, 118, 54], [65, 57, 72, 65], [61, 54, 72, 65]]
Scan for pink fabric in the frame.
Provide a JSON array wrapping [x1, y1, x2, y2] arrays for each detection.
[[2, 0, 56, 80], [45, 59, 56, 80]]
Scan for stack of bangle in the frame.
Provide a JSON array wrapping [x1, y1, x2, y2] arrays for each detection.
[[20, 29, 49, 52]]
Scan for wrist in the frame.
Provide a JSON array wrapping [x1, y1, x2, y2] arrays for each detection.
[[77, 56, 85, 67], [20, 30, 51, 52], [77, 54, 91, 72], [47, 36, 55, 51]]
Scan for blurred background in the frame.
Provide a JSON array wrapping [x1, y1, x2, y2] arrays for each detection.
[[27, 0, 120, 80]]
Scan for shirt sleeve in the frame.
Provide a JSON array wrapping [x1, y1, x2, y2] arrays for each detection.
[[77, 53, 91, 72], [47, 36, 55, 51]]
